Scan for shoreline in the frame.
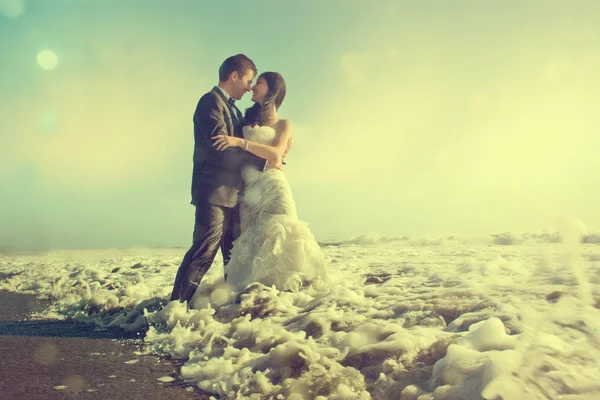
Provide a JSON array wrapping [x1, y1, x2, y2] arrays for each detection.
[[0, 290, 212, 399]]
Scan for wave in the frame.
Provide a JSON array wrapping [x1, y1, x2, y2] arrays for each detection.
[[319, 229, 600, 247]]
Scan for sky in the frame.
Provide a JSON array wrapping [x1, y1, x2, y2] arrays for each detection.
[[1, 0, 599, 251]]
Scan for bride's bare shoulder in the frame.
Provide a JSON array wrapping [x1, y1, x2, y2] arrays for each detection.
[[275, 119, 292, 134]]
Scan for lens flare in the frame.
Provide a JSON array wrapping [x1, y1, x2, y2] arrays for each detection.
[[37, 50, 59, 70]]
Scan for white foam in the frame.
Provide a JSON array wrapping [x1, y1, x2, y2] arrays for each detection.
[[1, 232, 599, 398]]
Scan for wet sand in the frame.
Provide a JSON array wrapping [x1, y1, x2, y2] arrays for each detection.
[[0, 291, 212, 399]]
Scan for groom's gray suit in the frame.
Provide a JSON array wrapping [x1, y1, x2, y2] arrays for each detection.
[[170, 86, 266, 303]]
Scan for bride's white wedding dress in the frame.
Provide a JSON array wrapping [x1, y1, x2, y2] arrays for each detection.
[[224, 125, 329, 292]]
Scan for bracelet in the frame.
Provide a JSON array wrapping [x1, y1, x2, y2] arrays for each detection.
[[243, 139, 249, 151]]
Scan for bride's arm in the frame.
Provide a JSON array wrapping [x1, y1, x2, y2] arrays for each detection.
[[245, 121, 291, 161], [214, 120, 292, 162]]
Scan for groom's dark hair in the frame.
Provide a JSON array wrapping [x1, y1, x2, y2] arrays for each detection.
[[219, 54, 257, 82]]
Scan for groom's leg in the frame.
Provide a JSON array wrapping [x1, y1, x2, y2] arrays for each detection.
[[221, 205, 241, 282], [170, 202, 228, 303]]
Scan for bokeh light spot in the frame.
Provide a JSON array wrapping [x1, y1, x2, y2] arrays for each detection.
[[37, 50, 59, 70]]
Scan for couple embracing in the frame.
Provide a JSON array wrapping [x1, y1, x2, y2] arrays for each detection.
[[170, 54, 329, 304]]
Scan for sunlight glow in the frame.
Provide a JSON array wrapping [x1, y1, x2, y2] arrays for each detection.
[[37, 50, 59, 71]]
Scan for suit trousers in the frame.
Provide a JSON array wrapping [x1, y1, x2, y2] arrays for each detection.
[[170, 201, 241, 303]]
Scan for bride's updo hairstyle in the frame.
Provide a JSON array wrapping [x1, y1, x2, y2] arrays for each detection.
[[244, 72, 286, 127]]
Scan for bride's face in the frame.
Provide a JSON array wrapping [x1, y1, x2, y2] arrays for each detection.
[[251, 77, 269, 105]]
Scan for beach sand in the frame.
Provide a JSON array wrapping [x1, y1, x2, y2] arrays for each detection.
[[0, 291, 211, 399]]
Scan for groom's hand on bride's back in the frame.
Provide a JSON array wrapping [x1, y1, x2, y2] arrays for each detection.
[[282, 137, 292, 159], [266, 157, 283, 171], [276, 137, 292, 168], [264, 137, 292, 170]]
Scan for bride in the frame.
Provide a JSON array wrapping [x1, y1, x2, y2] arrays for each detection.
[[212, 72, 329, 292]]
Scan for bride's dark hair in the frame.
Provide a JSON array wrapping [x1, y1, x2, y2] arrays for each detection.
[[244, 72, 286, 127]]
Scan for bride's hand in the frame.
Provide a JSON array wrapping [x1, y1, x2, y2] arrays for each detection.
[[212, 134, 242, 151]]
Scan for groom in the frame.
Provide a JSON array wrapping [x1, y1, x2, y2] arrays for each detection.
[[170, 54, 282, 303]]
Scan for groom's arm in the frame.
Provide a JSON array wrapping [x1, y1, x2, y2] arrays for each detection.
[[237, 142, 269, 172], [193, 94, 266, 172]]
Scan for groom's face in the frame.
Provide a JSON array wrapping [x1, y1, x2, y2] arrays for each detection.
[[232, 69, 255, 100]]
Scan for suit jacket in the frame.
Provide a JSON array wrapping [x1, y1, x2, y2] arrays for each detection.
[[190, 86, 267, 207]]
